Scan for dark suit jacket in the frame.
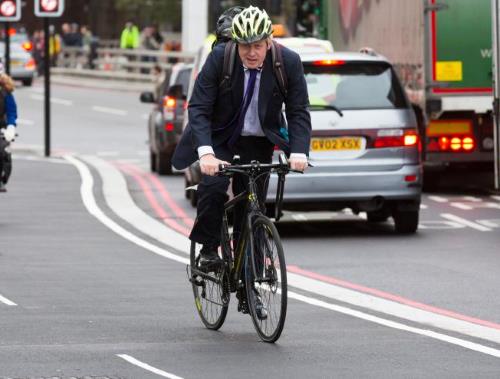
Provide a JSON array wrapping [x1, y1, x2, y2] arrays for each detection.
[[172, 42, 311, 170]]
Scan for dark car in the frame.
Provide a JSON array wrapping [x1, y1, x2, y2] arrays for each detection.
[[140, 63, 192, 175]]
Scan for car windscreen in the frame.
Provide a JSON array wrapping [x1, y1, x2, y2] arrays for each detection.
[[303, 61, 409, 110]]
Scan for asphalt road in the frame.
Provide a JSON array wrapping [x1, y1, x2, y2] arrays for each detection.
[[1, 79, 499, 378]]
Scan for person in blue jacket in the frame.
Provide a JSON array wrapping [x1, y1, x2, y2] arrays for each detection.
[[0, 62, 18, 193]]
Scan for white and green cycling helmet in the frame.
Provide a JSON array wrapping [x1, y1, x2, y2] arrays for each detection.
[[231, 6, 273, 44]]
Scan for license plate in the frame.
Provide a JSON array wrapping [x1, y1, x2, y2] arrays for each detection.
[[310, 137, 362, 151], [10, 60, 22, 67]]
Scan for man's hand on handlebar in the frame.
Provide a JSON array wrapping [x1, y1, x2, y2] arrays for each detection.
[[200, 154, 230, 176], [289, 156, 308, 172]]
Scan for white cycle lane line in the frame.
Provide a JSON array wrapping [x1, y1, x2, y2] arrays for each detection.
[[0, 293, 17, 306], [117, 354, 184, 379], [65, 154, 500, 362]]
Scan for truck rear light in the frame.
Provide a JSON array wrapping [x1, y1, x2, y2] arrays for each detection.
[[431, 135, 475, 152], [374, 129, 419, 148], [462, 137, 474, 151]]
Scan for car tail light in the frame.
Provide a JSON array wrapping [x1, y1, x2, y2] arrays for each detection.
[[163, 96, 176, 108], [429, 135, 475, 152], [165, 123, 174, 132], [374, 129, 419, 148], [25, 58, 36, 70], [312, 59, 345, 66], [405, 175, 417, 182], [22, 41, 33, 51], [163, 96, 176, 120]]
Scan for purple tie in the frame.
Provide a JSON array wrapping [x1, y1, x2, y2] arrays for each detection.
[[228, 68, 259, 149]]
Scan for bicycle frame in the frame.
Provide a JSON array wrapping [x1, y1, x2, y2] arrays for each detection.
[[222, 174, 263, 291]]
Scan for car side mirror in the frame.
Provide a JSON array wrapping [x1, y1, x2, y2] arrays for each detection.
[[167, 84, 186, 100], [140, 91, 156, 103]]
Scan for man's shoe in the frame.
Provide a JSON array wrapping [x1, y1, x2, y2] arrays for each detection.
[[198, 245, 222, 269], [253, 289, 268, 320]]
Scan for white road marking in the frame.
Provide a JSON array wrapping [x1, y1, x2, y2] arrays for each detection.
[[428, 196, 448, 203], [477, 219, 500, 228], [292, 214, 307, 222], [420, 204, 428, 209], [92, 106, 128, 116], [358, 212, 367, 220], [491, 195, 500, 202], [441, 213, 492, 232], [30, 94, 73, 106], [80, 155, 189, 253], [17, 118, 35, 126], [117, 354, 184, 379], [418, 220, 465, 230], [64, 155, 188, 265], [450, 202, 473, 210], [96, 151, 120, 157], [66, 154, 500, 358], [0, 293, 17, 306], [288, 291, 500, 359], [486, 202, 500, 210], [463, 196, 482, 202]]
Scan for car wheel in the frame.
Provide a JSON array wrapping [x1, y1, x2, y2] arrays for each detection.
[[367, 209, 390, 223], [156, 152, 173, 175], [22, 78, 33, 86], [150, 150, 157, 172], [392, 209, 419, 234]]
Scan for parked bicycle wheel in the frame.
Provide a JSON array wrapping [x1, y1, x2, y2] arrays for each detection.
[[245, 216, 287, 342], [190, 241, 229, 330]]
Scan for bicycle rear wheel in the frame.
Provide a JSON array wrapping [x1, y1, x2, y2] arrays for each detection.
[[245, 216, 287, 342], [190, 241, 229, 330]]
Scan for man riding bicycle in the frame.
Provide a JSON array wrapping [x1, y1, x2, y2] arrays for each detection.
[[172, 6, 311, 313]]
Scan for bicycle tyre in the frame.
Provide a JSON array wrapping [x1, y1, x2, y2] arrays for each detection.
[[245, 216, 287, 342], [190, 241, 229, 330]]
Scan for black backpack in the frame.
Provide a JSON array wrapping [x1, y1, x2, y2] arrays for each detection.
[[219, 40, 288, 99]]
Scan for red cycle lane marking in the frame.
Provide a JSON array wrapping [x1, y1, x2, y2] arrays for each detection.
[[117, 164, 191, 236], [287, 265, 500, 330], [141, 170, 195, 228]]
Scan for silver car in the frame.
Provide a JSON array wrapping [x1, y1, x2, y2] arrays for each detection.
[[267, 51, 422, 233], [0, 42, 36, 86]]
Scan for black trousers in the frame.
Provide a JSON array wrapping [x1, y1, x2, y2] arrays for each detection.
[[189, 136, 274, 246], [0, 139, 11, 184]]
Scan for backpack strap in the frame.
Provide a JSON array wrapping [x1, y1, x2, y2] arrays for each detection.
[[270, 40, 288, 98], [220, 40, 237, 89]]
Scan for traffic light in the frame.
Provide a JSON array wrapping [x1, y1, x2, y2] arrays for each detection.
[[0, 0, 21, 22], [35, 0, 64, 17]]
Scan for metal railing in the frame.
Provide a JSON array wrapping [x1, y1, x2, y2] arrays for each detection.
[[55, 46, 196, 82]]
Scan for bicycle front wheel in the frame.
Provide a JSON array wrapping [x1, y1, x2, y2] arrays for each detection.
[[245, 216, 287, 342], [190, 241, 229, 330]]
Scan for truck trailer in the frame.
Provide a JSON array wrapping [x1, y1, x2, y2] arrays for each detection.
[[326, 0, 494, 186]]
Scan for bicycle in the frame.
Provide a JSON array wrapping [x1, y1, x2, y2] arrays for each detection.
[[187, 153, 297, 343]]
